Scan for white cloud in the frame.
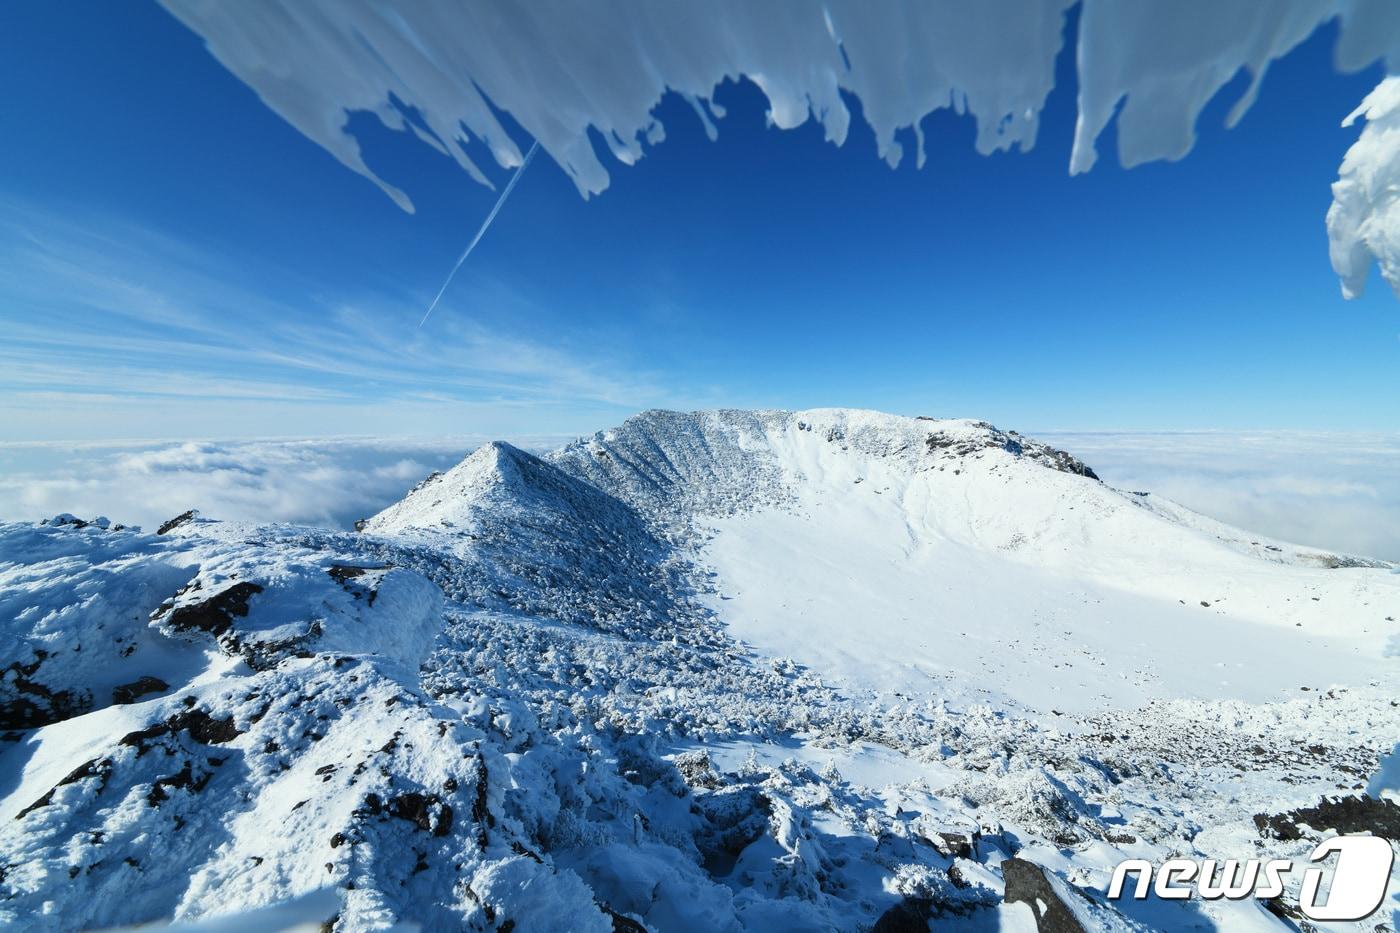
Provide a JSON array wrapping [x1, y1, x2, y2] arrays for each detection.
[[1041, 430, 1400, 561], [0, 435, 567, 531]]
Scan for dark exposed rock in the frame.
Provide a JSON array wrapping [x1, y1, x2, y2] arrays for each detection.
[[157, 581, 263, 638], [1254, 794, 1400, 841], [120, 709, 242, 756], [511, 841, 543, 863], [1036, 448, 1099, 481], [327, 565, 369, 583], [1314, 552, 1391, 569], [0, 651, 90, 730], [156, 510, 198, 535], [1002, 858, 1088, 933], [152, 573, 331, 669], [923, 426, 1099, 481], [472, 755, 493, 845], [15, 792, 54, 821], [601, 904, 649, 933], [872, 897, 940, 932], [405, 471, 444, 497], [386, 792, 454, 837], [327, 564, 388, 606], [932, 829, 979, 859], [44, 514, 120, 531], [112, 676, 169, 705], [15, 757, 114, 819], [147, 761, 212, 806]]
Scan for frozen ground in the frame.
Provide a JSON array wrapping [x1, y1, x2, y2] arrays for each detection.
[[1, 408, 1397, 931]]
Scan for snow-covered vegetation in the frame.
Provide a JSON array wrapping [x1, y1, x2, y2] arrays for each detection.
[[2, 409, 1397, 930]]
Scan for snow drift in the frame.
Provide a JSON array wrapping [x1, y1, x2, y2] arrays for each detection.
[[3, 409, 1397, 930]]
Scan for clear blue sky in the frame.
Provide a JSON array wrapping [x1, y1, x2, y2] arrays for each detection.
[[1, 3, 1396, 442]]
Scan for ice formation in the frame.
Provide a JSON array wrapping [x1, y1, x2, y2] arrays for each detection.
[[1329, 76, 1400, 299], [162, 1, 1398, 201], [160, 1, 1400, 301]]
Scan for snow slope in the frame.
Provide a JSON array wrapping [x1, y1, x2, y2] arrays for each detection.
[[652, 409, 1395, 714], [2, 409, 1397, 931]]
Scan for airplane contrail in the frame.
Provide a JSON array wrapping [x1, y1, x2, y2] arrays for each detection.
[[418, 140, 541, 328]]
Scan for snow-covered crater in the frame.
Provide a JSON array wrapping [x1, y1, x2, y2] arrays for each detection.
[[2, 409, 1397, 931]]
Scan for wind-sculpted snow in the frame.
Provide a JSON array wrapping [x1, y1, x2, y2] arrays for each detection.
[[3, 408, 1399, 930], [1069, 1, 1397, 174], [0, 520, 196, 730], [1329, 76, 1400, 300], [161, 1, 1400, 209]]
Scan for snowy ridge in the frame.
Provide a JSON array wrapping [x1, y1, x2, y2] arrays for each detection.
[[547, 408, 1099, 524], [2, 409, 1398, 931], [363, 441, 691, 638]]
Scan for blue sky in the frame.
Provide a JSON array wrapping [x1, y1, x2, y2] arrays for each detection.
[[1, 3, 1397, 442]]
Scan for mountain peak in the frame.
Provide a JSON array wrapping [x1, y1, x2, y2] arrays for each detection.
[[362, 440, 548, 534]]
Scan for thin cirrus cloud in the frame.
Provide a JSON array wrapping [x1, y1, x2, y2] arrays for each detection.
[[0, 202, 671, 441], [1043, 430, 1400, 562]]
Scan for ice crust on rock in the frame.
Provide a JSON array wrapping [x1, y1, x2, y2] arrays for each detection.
[[3, 409, 1399, 931]]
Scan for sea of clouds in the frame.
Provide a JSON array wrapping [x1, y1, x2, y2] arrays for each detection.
[[1043, 430, 1400, 562], [0, 430, 1396, 562], [0, 435, 566, 533]]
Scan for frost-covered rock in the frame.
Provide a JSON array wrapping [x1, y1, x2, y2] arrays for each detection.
[[149, 553, 440, 672], [0, 521, 195, 730]]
